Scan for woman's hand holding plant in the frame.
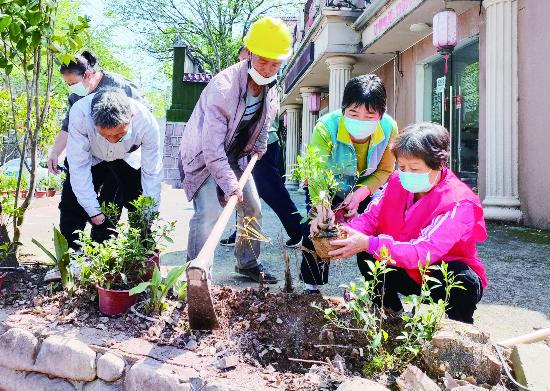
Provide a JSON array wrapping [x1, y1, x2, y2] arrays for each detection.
[[328, 226, 370, 259], [342, 186, 371, 220]]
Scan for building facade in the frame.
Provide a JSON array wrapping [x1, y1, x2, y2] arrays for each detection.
[[279, 0, 550, 228]]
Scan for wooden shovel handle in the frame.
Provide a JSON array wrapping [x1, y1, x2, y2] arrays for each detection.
[[191, 154, 259, 271], [498, 327, 550, 347]]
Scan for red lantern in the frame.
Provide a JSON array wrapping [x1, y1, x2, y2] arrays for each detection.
[[433, 8, 457, 73], [308, 93, 320, 113]]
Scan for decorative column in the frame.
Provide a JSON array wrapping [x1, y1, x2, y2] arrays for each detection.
[[326, 56, 356, 112], [299, 87, 322, 153], [482, 0, 522, 222], [284, 104, 302, 189]]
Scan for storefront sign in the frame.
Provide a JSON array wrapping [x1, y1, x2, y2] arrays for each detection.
[[362, 0, 424, 48], [436, 76, 446, 94], [284, 43, 315, 94]]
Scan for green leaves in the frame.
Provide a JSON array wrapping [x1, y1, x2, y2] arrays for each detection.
[[129, 265, 187, 315], [0, 15, 12, 31]]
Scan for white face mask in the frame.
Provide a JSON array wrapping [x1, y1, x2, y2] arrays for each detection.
[[248, 65, 277, 86]]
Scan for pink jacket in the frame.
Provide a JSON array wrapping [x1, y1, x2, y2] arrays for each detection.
[[347, 168, 488, 288], [178, 61, 277, 201]]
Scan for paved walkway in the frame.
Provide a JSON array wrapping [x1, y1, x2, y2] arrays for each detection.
[[20, 184, 550, 342]]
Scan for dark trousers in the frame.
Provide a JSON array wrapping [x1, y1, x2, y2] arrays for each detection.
[[299, 188, 372, 286], [228, 142, 304, 241], [59, 159, 142, 250], [357, 253, 483, 324]]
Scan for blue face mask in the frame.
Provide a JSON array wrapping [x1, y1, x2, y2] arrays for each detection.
[[118, 124, 133, 143], [343, 116, 378, 140], [398, 169, 434, 193]]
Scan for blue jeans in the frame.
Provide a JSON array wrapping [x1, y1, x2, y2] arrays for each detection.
[[187, 173, 261, 270]]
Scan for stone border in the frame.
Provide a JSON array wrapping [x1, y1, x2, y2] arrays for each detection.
[[0, 327, 227, 391]]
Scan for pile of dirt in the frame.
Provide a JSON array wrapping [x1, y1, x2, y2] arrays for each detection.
[[0, 265, 518, 390]]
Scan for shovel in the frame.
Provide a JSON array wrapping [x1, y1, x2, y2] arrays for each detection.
[[187, 154, 259, 330]]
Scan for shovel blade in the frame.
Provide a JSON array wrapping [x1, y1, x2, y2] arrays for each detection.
[[186, 267, 219, 330]]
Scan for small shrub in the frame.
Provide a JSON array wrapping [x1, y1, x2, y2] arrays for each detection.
[[315, 248, 464, 377]]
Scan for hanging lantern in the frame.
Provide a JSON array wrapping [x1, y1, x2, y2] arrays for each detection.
[[433, 8, 457, 74], [283, 111, 288, 127], [308, 93, 321, 113]]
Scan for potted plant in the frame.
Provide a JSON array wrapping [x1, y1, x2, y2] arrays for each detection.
[[77, 228, 143, 316], [46, 175, 58, 197], [19, 174, 29, 198], [291, 146, 344, 260], [104, 196, 175, 279], [35, 177, 49, 198], [78, 196, 175, 316]]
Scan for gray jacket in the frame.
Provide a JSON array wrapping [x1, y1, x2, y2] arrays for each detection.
[[179, 61, 276, 201]]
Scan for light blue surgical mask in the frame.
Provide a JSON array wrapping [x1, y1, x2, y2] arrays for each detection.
[[343, 116, 378, 140], [69, 81, 89, 97], [398, 169, 434, 193], [118, 124, 133, 143]]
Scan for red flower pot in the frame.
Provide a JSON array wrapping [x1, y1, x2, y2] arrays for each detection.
[[47, 189, 56, 197], [0, 273, 7, 294], [96, 285, 138, 316], [19, 190, 28, 199], [35, 191, 47, 198]]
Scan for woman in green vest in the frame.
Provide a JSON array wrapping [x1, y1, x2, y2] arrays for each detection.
[[301, 74, 398, 293]]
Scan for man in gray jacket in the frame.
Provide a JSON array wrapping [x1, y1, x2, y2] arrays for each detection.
[[178, 17, 292, 283]]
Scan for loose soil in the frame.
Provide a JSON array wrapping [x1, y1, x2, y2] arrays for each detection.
[[0, 264, 517, 390]]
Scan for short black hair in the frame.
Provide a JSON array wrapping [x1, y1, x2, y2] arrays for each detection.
[[60, 50, 99, 76], [91, 89, 132, 129], [341, 74, 386, 116], [391, 122, 450, 169]]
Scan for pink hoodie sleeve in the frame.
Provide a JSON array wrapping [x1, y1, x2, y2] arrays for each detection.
[[346, 186, 386, 235], [368, 201, 476, 269]]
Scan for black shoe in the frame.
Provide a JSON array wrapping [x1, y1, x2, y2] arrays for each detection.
[[285, 237, 302, 248], [220, 235, 236, 247], [234, 264, 278, 284]]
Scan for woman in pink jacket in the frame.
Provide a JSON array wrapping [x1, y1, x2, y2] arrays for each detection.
[[329, 122, 487, 323]]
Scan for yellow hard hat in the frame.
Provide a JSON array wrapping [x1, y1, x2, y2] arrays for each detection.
[[244, 17, 292, 60]]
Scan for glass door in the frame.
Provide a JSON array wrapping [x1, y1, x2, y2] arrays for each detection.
[[425, 40, 480, 189]]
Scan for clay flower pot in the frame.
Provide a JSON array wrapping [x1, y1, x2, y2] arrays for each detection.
[[96, 285, 138, 316], [34, 190, 47, 198], [19, 190, 28, 199], [47, 189, 56, 197]]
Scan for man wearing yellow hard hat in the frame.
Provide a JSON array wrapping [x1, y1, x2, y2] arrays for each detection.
[[178, 17, 292, 283]]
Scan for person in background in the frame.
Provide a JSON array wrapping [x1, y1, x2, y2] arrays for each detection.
[[329, 122, 487, 324], [179, 17, 292, 284], [45, 52, 150, 282], [301, 74, 398, 293], [220, 46, 304, 249]]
